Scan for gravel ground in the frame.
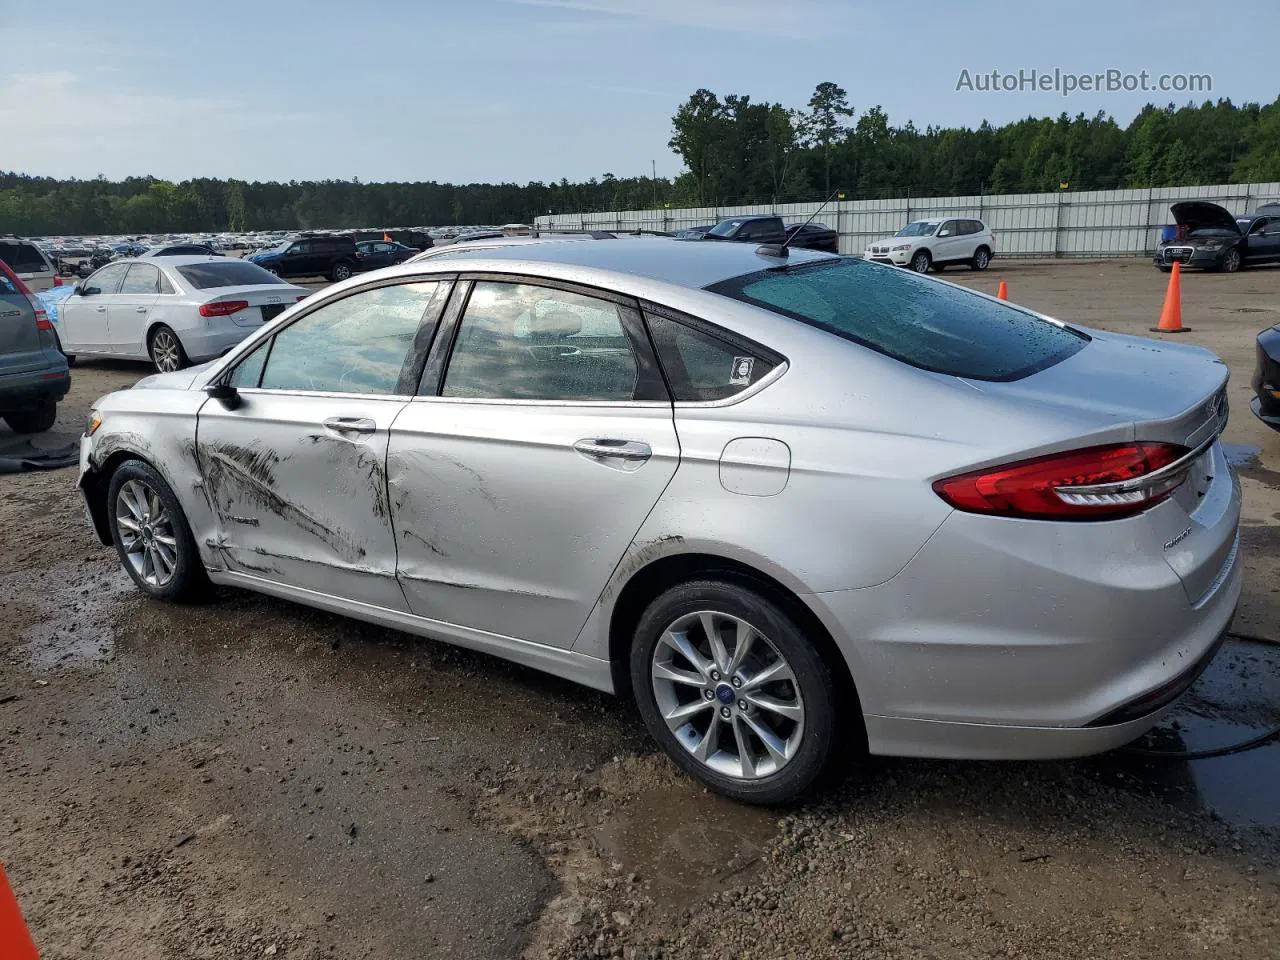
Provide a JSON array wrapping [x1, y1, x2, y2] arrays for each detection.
[[2, 259, 1279, 959]]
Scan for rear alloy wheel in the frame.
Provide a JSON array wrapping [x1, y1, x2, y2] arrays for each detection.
[[331, 261, 353, 282], [970, 247, 991, 271], [631, 580, 836, 805], [149, 325, 188, 373], [909, 250, 932, 273], [1220, 248, 1242, 273], [108, 459, 208, 601], [3, 401, 57, 434]]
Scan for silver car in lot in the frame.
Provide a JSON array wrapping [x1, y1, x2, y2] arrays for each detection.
[[78, 239, 1241, 804]]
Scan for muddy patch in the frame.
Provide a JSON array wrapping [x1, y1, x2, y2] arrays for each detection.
[[13, 563, 135, 670]]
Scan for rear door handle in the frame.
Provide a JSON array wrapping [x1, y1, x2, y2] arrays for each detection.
[[135, 306, 148, 313], [323, 416, 376, 437], [94, 306, 106, 313], [574, 438, 652, 468]]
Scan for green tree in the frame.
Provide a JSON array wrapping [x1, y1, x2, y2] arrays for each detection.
[[801, 82, 854, 196]]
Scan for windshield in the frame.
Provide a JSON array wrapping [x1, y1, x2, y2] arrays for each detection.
[[707, 259, 1088, 382], [177, 261, 286, 289], [708, 219, 745, 238], [895, 222, 937, 237]]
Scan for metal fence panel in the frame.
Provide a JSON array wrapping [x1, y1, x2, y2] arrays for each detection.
[[536, 182, 1280, 258]]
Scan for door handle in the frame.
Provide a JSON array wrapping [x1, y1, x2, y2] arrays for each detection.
[[135, 306, 148, 313], [94, 306, 107, 313], [322, 416, 376, 437], [574, 438, 652, 464]]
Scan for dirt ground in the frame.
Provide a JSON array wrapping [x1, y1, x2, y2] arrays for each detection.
[[2, 259, 1279, 960]]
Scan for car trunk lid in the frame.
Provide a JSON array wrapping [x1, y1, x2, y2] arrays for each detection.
[[205, 285, 304, 327], [968, 329, 1234, 605]]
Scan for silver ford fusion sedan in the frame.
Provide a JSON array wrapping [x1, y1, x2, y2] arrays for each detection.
[[78, 239, 1241, 804]]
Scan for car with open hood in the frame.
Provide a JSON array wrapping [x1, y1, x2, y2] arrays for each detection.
[[1155, 201, 1280, 273]]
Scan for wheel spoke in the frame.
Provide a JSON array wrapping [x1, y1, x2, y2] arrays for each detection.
[[702, 612, 730, 672], [663, 697, 713, 728], [153, 531, 177, 549], [732, 716, 755, 779], [652, 660, 705, 688], [745, 692, 803, 723], [742, 713, 789, 765], [741, 658, 796, 692], [692, 716, 720, 762], [660, 629, 711, 680], [116, 515, 142, 535], [725, 620, 754, 677], [152, 539, 177, 574], [120, 484, 145, 522]]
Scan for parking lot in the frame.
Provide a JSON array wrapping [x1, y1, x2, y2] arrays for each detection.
[[2, 258, 1279, 959]]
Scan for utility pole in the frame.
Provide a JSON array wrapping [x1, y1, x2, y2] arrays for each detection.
[[651, 160, 658, 209]]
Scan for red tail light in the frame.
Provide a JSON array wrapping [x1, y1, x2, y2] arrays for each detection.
[[199, 300, 250, 318], [933, 442, 1191, 521], [296, 294, 309, 301], [2, 268, 54, 331]]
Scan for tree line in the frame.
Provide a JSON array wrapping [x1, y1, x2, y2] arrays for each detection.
[[2, 86, 1278, 236]]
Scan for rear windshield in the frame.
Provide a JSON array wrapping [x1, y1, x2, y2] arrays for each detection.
[[0, 241, 50, 273], [177, 261, 286, 289], [707, 259, 1089, 382]]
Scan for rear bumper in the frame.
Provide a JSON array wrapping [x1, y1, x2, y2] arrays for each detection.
[[806, 444, 1242, 760], [182, 326, 259, 363], [0, 367, 70, 410], [1252, 328, 1280, 429]]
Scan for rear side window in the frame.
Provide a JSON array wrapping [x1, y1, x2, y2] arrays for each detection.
[[646, 312, 778, 401], [178, 261, 285, 289], [0, 241, 50, 273], [707, 259, 1088, 382]]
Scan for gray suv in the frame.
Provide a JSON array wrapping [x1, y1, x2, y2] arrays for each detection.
[[0, 260, 70, 433]]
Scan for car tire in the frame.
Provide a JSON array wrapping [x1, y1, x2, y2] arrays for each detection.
[[630, 578, 837, 806], [970, 247, 991, 271], [330, 261, 354, 282], [3, 401, 57, 434], [148, 325, 189, 373], [909, 250, 932, 273], [1220, 248, 1242, 273], [108, 459, 209, 602]]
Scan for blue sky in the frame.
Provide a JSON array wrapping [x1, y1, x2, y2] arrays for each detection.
[[2, 0, 1277, 184]]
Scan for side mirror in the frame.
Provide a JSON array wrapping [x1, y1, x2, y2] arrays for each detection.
[[205, 382, 242, 410], [80, 285, 99, 296], [939, 230, 951, 237]]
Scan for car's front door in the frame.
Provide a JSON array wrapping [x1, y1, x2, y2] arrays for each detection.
[[107, 262, 162, 357], [1248, 217, 1280, 262], [196, 277, 451, 609], [387, 277, 679, 648], [59, 261, 129, 353], [279, 240, 312, 278], [933, 220, 961, 262]]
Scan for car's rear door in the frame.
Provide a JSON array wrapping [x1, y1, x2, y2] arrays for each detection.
[[196, 277, 452, 609], [1251, 217, 1280, 262], [59, 261, 129, 353], [387, 275, 678, 649], [108, 262, 162, 357]]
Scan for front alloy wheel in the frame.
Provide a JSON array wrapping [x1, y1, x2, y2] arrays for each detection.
[[115, 478, 179, 588], [1221, 248, 1241, 273], [909, 250, 931, 273]]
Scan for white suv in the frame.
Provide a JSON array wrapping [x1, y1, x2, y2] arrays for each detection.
[[0, 237, 59, 292], [863, 218, 995, 273]]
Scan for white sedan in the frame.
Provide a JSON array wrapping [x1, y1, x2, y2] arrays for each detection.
[[56, 256, 310, 372]]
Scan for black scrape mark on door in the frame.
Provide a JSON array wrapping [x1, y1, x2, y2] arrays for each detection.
[[200, 441, 366, 564], [400, 528, 447, 556], [305, 434, 390, 522]]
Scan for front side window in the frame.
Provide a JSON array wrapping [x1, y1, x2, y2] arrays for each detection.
[[228, 341, 269, 388], [84, 262, 130, 294], [707, 258, 1088, 382], [288, 241, 312, 256], [708, 220, 745, 238], [119, 263, 160, 294], [441, 281, 639, 401], [258, 281, 442, 394]]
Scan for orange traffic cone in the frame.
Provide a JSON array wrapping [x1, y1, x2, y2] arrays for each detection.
[[0, 865, 39, 959], [1151, 261, 1190, 333], [996, 280, 1008, 301]]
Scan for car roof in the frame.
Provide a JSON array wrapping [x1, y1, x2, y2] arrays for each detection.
[[401, 236, 837, 289], [136, 255, 239, 268]]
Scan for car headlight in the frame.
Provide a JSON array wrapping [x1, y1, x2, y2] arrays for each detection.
[[1201, 240, 1223, 251], [892, 243, 912, 251], [86, 410, 101, 436]]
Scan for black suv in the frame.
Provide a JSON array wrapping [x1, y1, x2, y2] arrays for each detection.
[[249, 233, 361, 282], [696, 215, 788, 245]]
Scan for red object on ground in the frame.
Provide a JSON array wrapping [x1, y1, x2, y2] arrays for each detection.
[[996, 279, 1008, 300], [0, 865, 40, 959]]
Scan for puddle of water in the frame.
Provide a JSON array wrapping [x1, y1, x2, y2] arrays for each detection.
[[1222, 443, 1262, 467], [20, 566, 133, 669], [1091, 638, 1280, 827], [595, 784, 776, 911]]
